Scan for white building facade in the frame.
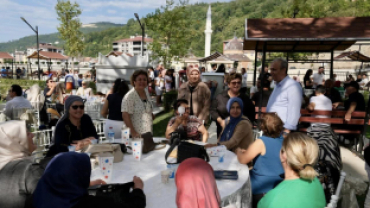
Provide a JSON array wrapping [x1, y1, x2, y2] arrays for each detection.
[[112, 36, 153, 56]]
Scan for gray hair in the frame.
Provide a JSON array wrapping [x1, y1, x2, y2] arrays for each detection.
[[272, 58, 288, 72]]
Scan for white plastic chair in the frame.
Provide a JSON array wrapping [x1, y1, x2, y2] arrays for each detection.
[[93, 120, 106, 142], [326, 171, 346, 208], [31, 128, 53, 162]]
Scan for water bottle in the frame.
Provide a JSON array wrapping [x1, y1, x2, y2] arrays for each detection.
[[108, 127, 115, 143], [167, 164, 175, 179]]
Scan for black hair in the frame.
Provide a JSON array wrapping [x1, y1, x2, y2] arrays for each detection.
[[304, 69, 313, 81], [112, 78, 123, 93], [211, 63, 217, 69], [148, 66, 154, 70], [117, 80, 129, 97], [65, 69, 69, 74], [315, 85, 326, 94], [173, 99, 188, 111], [216, 64, 226, 73], [11, 84, 22, 96]]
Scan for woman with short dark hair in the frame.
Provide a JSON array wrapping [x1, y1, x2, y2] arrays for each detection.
[[122, 70, 153, 138]]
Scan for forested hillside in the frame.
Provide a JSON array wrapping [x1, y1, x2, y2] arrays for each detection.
[[0, 22, 123, 53]]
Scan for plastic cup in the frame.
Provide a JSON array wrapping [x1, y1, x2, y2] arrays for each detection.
[[132, 138, 143, 161], [218, 149, 225, 163], [161, 170, 170, 184], [99, 156, 114, 183], [121, 128, 131, 145]]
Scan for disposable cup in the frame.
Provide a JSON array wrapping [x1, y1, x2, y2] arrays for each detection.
[[99, 156, 114, 182], [161, 170, 170, 184], [132, 138, 143, 161]]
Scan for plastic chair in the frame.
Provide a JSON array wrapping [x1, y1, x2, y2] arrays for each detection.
[[31, 128, 53, 162], [93, 120, 106, 142]]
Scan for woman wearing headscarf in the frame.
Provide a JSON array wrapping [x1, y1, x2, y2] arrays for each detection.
[[0, 120, 65, 208], [206, 97, 253, 153], [53, 95, 98, 151], [28, 152, 146, 208], [176, 158, 222, 208], [210, 73, 255, 137]]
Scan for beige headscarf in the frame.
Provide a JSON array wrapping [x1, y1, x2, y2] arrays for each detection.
[[0, 120, 31, 170]]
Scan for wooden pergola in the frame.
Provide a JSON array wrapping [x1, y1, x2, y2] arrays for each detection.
[[27, 51, 68, 75], [244, 17, 370, 85]]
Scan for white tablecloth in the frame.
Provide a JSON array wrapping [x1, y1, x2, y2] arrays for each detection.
[[92, 138, 250, 208]]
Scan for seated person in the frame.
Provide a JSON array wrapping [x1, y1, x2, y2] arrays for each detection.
[[237, 114, 284, 207], [0, 121, 66, 208], [54, 96, 98, 150], [206, 97, 253, 153], [176, 158, 223, 208], [258, 133, 326, 208], [306, 85, 342, 202], [324, 79, 342, 105], [4, 84, 32, 119], [27, 152, 146, 208], [252, 78, 271, 107], [166, 99, 209, 142], [333, 81, 365, 119], [76, 80, 93, 97]]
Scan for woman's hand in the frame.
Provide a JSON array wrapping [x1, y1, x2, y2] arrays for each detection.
[[72, 138, 92, 151], [174, 115, 185, 126], [89, 179, 107, 187], [133, 176, 144, 190], [131, 130, 141, 139], [217, 117, 225, 128]]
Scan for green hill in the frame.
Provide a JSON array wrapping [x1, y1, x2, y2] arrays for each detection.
[[81, 0, 370, 58], [0, 22, 124, 53]]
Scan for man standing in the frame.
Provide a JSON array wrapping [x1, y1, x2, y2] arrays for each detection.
[[178, 67, 211, 121], [16, 67, 22, 79], [313, 66, 325, 88], [210, 63, 217, 72], [266, 58, 302, 133], [4, 84, 32, 119], [241, 68, 248, 94], [360, 74, 369, 89]]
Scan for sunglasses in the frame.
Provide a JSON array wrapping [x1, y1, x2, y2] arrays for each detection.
[[230, 81, 241, 86], [71, 105, 84, 110]]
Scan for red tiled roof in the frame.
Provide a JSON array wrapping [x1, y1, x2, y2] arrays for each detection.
[[27, 51, 68, 60], [114, 36, 153, 43], [0, 52, 13, 59]]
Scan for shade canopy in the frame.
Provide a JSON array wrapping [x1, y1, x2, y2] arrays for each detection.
[[244, 17, 370, 52], [334, 50, 370, 62]]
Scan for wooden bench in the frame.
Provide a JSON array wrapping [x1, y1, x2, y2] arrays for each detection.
[[254, 107, 367, 151]]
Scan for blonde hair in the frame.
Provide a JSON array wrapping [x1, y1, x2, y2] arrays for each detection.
[[282, 132, 319, 180]]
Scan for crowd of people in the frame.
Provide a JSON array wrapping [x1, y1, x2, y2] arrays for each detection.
[[0, 57, 369, 208]]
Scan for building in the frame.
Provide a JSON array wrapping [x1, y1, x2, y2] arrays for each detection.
[[0, 52, 13, 65], [27, 43, 64, 56], [112, 36, 153, 56]]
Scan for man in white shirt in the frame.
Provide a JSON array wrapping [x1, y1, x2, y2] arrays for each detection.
[[307, 85, 332, 126], [76, 80, 93, 97], [4, 84, 32, 118], [360, 74, 369, 88], [312, 66, 325, 88]]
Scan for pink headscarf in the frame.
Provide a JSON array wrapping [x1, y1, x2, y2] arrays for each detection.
[[176, 158, 221, 208]]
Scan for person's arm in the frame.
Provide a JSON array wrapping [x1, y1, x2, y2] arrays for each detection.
[[165, 117, 181, 139], [332, 102, 343, 109], [45, 85, 56, 97], [122, 112, 140, 138], [284, 84, 303, 131], [345, 102, 357, 121], [236, 139, 264, 164], [210, 95, 220, 121], [4, 102, 12, 118], [198, 124, 209, 143], [198, 86, 211, 121], [307, 102, 316, 112], [305, 80, 312, 87], [100, 99, 109, 118], [219, 121, 253, 151]]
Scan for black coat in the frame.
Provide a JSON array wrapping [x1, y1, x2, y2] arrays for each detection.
[[210, 90, 255, 136]]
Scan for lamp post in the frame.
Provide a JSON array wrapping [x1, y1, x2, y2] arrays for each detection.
[[134, 13, 145, 56], [21, 17, 40, 80]]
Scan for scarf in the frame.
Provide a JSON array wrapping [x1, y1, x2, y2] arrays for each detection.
[[220, 97, 244, 142], [33, 152, 91, 208], [0, 120, 30, 171], [176, 158, 221, 208]]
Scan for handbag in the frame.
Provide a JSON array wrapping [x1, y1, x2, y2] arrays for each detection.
[[83, 143, 124, 163], [165, 130, 209, 164], [88, 182, 136, 205], [141, 132, 166, 154]]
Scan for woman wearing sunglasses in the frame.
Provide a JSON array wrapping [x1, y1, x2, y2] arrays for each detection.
[[210, 73, 255, 137], [53, 96, 98, 151]]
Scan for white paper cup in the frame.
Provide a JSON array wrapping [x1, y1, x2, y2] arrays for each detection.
[[161, 170, 170, 184], [99, 156, 114, 182], [132, 139, 143, 161]]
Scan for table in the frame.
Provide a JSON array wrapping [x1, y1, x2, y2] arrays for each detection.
[[91, 138, 251, 208]]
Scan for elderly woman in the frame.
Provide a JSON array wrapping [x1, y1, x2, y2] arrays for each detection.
[[211, 73, 255, 136], [178, 67, 211, 121], [28, 152, 146, 208], [258, 133, 326, 208], [54, 96, 98, 151], [206, 97, 253, 153], [165, 99, 209, 142], [101, 79, 129, 139], [76, 80, 93, 97], [122, 70, 154, 138], [237, 114, 284, 207]]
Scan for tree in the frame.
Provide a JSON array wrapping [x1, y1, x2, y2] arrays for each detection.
[[145, 0, 192, 68], [55, 0, 84, 72]]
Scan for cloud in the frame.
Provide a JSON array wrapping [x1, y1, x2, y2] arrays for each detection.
[[107, 9, 117, 14]]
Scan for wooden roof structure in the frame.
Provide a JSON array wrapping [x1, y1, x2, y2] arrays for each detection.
[[27, 51, 68, 60]]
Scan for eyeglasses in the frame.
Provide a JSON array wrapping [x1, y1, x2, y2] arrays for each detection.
[[230, 81, 241, 86], [49, 81, 54, 83], [71, 105, 84, 110]]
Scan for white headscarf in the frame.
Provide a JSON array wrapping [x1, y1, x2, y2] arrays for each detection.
[[0, 120, 31, 170]]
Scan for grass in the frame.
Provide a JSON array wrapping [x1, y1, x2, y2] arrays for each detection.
[[153, 110, 174, 137]]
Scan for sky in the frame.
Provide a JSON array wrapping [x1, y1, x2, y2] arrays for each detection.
[[0, 0, 232, 43]]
